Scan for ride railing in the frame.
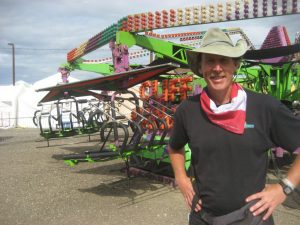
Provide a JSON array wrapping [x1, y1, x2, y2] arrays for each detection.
[[35, 97, 108, 146], [111, 91, 178, 170], [61, 91, 176, 175], [62, 97, 134, 171], [77, 98, 108, 132]]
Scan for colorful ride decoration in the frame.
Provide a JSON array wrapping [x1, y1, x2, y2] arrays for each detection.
[[260, 25, 292, 63], [61, 27, 255, 78], [139, 76, 194, 103], [136, 76, 194, 130], [66, 0, 299, 63], [67, 23, 119, 62], [58, 67, 70, 84], [61, 23, 300, 111], [81, 49, 150, 64], [109, 41, 129, 73]]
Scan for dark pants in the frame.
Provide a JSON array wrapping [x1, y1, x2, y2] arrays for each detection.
[[188, 201, 275, 225]]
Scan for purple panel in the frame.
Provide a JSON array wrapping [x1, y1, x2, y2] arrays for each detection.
[[261, 26, 291, 63]]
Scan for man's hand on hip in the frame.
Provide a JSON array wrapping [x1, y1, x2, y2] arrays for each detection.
[[245, 183, 287, 220], [176, 176, 202, 212]]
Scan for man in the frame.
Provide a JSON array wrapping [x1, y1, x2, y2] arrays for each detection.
[[168, 28, 300, 225]]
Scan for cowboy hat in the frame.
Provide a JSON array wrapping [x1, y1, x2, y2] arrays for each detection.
[[186, 28, 249, 76]]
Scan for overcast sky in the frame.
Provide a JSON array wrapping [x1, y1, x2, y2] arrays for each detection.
[[0, 0, 299, 86]]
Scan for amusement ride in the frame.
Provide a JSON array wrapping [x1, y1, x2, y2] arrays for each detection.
[[33, 0, 300, 181]]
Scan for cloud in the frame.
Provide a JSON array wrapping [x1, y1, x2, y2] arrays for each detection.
[[0, 0, 299, 85]]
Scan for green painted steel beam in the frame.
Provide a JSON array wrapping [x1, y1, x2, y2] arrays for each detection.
[[73, 63, 114, 75], [61, 60, 114, 75], [116, 31, 193, 65]]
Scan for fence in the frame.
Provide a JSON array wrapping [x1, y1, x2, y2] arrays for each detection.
[[0, 112, 35, 128]]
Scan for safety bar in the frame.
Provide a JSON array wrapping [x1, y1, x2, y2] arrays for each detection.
[[63, 121, 129, 161], [115, 91, 169, 145], [100, 100, 144, 152], [112, 92, 159, 149]]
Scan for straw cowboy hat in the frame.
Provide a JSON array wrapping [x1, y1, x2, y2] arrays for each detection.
[[186, 28, 249, 76]]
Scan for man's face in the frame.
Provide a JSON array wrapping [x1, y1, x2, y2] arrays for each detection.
[[199, 53, 239, 93]]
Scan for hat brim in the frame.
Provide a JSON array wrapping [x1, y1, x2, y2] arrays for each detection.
[[186, 39, 248, 77]]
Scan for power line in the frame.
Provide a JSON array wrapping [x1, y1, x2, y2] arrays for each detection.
[[0, 47, 70, 51]]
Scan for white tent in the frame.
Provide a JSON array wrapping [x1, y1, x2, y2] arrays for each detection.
[[32, 72, 79, 90], [0, 73, 80, 128], [0, 81, 30, 127]]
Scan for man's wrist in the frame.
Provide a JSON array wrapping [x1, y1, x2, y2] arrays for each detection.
[[282, 178, 296, 189], [279, 178, 295, 196], [175, 174, 189, 181]]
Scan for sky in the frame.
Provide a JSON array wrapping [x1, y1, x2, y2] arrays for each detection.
[[0, 0, 299, 86]]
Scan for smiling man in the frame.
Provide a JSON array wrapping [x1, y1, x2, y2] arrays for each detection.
[[168, 28, 300, 225]]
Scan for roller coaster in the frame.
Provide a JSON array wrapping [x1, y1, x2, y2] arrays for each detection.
[[34, 0, 300, 179]]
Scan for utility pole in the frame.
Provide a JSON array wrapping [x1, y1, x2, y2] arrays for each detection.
[[8, 43, 15, 86]]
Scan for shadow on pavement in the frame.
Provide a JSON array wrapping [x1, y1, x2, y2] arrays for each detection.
[[51, 144, 101, 160], [76, 162, 125, 175], [78, 176, 175, 208]]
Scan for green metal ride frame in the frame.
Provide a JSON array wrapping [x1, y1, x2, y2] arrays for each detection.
[[236, 62, 300, 104], [61, 59, 114, 75], [116, 31, 193, 66]]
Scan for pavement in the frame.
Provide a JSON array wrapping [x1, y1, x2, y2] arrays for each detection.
[[0, 128, 299, 225]]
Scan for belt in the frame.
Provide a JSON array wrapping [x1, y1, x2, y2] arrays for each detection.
[[189, 198, 274, 225]]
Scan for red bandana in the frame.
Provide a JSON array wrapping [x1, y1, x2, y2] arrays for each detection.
[[200, 83, 247, 134]]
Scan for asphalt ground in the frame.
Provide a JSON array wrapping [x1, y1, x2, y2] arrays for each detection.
[[0, 128, 299, 225]]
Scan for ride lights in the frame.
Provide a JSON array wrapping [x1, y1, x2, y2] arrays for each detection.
[[118, 17, 127, 31], [235, 0, 240, 20], [179, 76, 193, 101], [85, 33, 101, 53], [151, 80, 158, 98], [217, 2, 223, 21], [67, 48, 76, 62], [104, 24, 115, 41], [292, 0, 297, 13], [162, 79, 169, 102], [168, 79, 180, 102], [209, 4, 215, 22], [77, 41, 88, 56], [201, 5, 207, 23], [127, 15, 133, 31], [226, 1, 232, 20], [282, 0, 288, 14], [177, 8, 183, 25], [272, 0, 277, 15], [193, 7, 200, 24], [244, 0, 249, 18], [140, 81, 152, 100], [121, 20, 128, 31], [148, 12, 154, 30], [162, 10, 169, 27], [170, 9, 176, 26], [155, 11, 161, 28], [263, 0, 268, 17], [141, 13, 147, 31], [134, 14, 140, 32], [253, 0, 258, 17], [185, 7, 191, 24]]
